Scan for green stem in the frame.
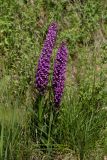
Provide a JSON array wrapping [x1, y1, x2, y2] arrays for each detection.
[[47, 109, 53, 152]]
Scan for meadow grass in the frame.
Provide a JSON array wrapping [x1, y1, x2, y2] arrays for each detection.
[[0, 0, 107, 159]]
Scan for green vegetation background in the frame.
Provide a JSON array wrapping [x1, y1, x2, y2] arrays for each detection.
[[0, 0, 107, 159]]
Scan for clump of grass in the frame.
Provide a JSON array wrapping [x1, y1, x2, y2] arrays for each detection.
[[58, 83, 106, 159]]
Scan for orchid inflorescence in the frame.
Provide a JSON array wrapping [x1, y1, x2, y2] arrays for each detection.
[[35, 22, 68, 106], [35, 23, 57, 93], [52, 42, 68, 106]]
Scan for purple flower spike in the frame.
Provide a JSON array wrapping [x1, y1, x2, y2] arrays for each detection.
[[35, 23, 57, 93], [53, 42, 68, 107]]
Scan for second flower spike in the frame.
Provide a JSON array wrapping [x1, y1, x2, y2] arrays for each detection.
[[53, 42, 68, 107]]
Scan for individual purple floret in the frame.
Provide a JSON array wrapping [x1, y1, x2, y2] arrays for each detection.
[[53, 42, 68, 107], [35, 23, 57, 93]]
